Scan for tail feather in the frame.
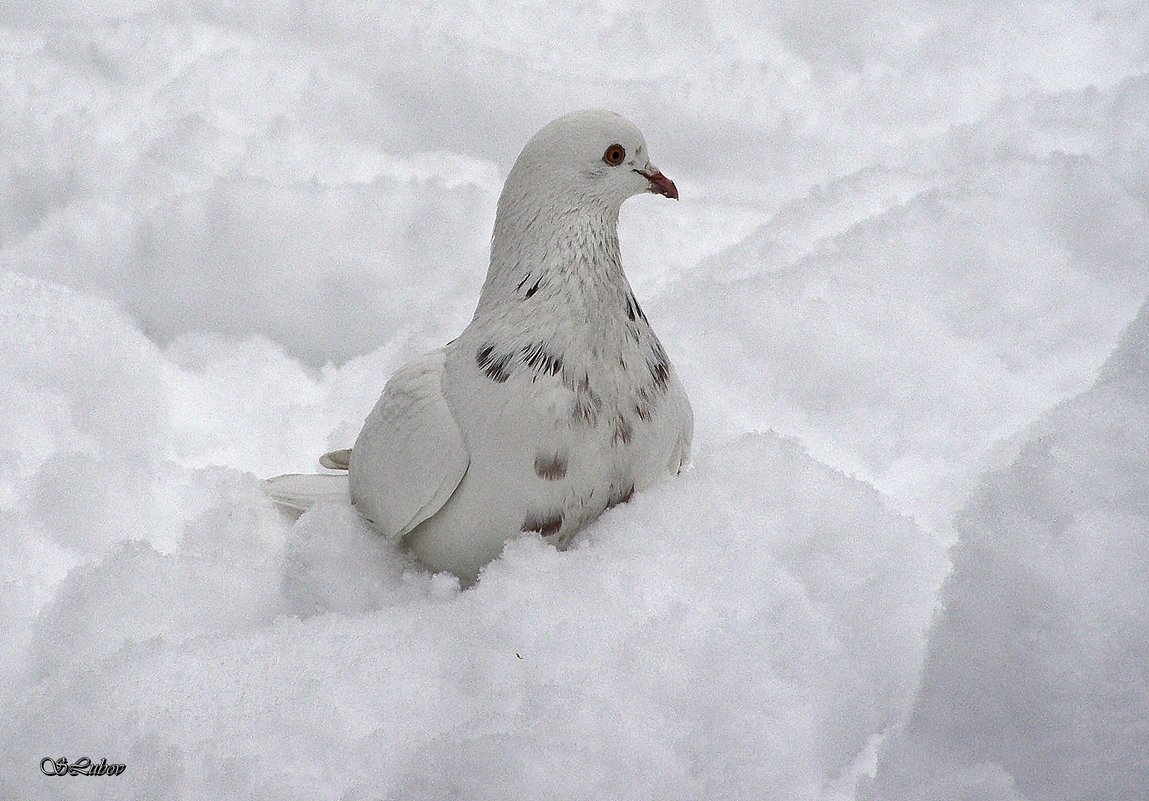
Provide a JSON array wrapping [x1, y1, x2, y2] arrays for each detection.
[[265, 473, 350, 513], [319, 448, 351, 471]]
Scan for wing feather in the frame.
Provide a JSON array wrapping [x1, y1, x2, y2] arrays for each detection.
[[349, 350, 469, 540]]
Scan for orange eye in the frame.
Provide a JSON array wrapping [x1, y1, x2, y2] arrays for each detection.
[[602, 144, 626, 166]]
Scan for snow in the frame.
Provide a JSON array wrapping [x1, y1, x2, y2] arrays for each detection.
[[866, 300, 1149, 801], [2, 2, 1147, 799]]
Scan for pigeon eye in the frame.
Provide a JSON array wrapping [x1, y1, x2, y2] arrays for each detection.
[[602, 144, 626, 166]]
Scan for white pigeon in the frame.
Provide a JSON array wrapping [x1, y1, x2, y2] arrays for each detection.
[[267, 109, 693, 583]]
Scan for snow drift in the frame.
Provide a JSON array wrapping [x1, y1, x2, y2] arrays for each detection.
[[868, 299, 1149, 801], [3, 1, 1148, 798]]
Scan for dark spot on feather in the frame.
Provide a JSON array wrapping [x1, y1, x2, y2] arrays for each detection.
[[521, 342, 563, 377], [625, 294, 636, 322], [648, 340, 670, 391], [516, 274, 531, 292], [608, 483, 635, 509], [633, 296, 647, 322], [525, 277, 542, 299], [570, 373, 602, 425], [634, 375, 666, 422], [612, 416, 633, 446], [523, 511, 563, 537], [534, 453, 567, 480], [476, 344, 512, 383]]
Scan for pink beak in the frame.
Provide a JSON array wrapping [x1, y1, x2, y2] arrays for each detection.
[[639, 167, 679, 200]]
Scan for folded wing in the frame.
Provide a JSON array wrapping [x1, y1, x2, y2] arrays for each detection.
[[349, 349, 470, 540]]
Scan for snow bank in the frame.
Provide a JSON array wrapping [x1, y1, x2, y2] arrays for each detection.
[[663, 77, 1149, 526], [3, 1, 1148, 798], [867, 298, 1149, 801], [0, 272, 943, 799], [5, 3, 1148, 364]]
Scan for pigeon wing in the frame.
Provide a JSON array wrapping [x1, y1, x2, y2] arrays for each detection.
[[349, 349, 470, 540]]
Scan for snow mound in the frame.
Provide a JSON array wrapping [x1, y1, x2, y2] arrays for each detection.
[[0, 272, 944, 798], [662, 87, 1149, 525], [4, 3, 1149, 798], [867, 297, 1149, 801]]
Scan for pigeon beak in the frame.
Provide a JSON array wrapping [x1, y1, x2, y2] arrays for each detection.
[[637, 166, 679, 200]]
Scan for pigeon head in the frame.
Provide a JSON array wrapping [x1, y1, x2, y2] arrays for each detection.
[[502, 109, 678, 211], [482, 110, 677, 305]]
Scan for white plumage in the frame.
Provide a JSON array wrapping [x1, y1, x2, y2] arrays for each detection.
[[267, 109, 693, 583]]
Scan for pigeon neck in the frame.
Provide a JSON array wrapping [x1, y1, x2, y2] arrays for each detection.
[[477, 192, 628, 316]]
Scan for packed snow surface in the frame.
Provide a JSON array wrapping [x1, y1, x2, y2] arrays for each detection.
[[2, 2, 1148, 799]]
